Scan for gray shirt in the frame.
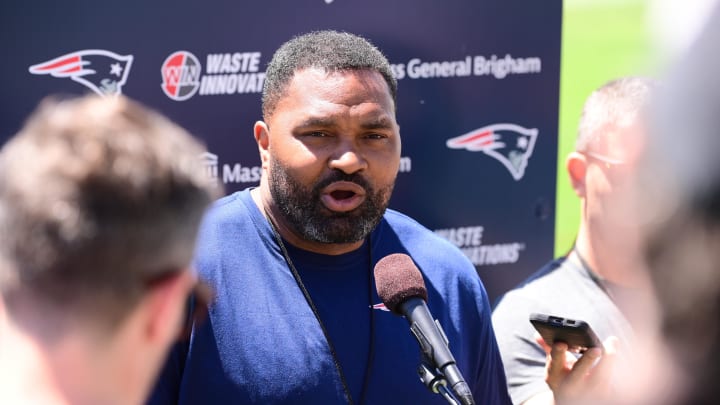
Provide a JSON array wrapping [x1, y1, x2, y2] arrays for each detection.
[[491, 256, 635, 404]]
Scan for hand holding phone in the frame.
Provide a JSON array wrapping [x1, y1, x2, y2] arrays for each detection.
[[529, 313, 601, 353]]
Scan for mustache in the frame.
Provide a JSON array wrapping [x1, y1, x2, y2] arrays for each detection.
[[314, 170, 371, 192]]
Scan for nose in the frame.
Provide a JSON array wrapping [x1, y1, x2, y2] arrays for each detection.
[[328, 141, 368, 174]]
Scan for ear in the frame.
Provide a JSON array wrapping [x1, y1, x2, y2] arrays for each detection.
[[141, 270, 193, 347], [566, 151, 588, 198], [254, 120, 271, 170]]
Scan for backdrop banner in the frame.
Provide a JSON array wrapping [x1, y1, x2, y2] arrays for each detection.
[[0, 0, 562, 304]]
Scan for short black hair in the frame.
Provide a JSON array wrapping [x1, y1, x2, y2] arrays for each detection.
[[262, 30, 397, 118]]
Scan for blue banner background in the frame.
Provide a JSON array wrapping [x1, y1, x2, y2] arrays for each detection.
[[0, 0, 562, 304]]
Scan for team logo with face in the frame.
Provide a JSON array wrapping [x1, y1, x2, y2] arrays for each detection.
[[160, 51, 202, 101], [28, 50, 134, 96], [446, 123, 538, 181]]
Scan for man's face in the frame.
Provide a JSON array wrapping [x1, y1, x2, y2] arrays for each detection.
[[583, 122, 645, 243], [262, 68, 401, 244]]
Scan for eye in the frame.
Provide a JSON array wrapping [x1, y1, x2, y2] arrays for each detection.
[[364, 133, 387, 140], [308, 131, 328, 137]]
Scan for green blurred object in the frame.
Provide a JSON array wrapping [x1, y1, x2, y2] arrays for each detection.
[[554, 0, 652, 257]]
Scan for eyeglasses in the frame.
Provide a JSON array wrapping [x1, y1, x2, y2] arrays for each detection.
[[582, 151, 626, 169], [145, 270, 214, 342]]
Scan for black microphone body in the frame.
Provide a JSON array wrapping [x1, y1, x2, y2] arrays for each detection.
[[399, 297, 475, 405], [374, 253, 475, 405]]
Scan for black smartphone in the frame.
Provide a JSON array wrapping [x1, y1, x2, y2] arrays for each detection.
[[529, 313, 601, 353]]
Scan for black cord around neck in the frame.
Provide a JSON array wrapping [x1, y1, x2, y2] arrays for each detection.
[[264, 208, 375, 405]]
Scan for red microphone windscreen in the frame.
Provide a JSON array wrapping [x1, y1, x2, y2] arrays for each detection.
[[373, 253, 428, 314]]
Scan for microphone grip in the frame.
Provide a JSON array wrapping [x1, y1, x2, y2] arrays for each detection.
[[442, 366, 474, 405], [400, 299, 475, 405]]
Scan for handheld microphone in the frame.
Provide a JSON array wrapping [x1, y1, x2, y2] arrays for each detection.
[[374, 253, 475, 405]]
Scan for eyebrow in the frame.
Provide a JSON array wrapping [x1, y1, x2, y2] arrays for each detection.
[[296, 116, 395, 130], [360, 117, 395, 130], [296, 117, 335, 128]]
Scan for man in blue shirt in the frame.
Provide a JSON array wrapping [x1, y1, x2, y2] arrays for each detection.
[[150, 30, 511, 405]]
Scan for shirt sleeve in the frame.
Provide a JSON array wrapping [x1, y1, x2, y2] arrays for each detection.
[[472, 283, 515, 405], [492, 292, 551, 405]]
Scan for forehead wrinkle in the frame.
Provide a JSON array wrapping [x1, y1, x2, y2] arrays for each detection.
[[296, 68, 391, 106], [270, 68, 397, 131]]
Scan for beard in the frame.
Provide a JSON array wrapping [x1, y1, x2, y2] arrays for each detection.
[[268, 156, 394, 244]]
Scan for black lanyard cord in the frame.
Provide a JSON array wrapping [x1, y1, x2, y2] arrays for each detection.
[[264, 208, 375, 405]]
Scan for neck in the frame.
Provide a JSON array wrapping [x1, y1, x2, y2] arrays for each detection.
[[0, 319, 136, 405], [574, 221, 647, 288], [252, 186, 365, 256], [575, 220, 663, 336]]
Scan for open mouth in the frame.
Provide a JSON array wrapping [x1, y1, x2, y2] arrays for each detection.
[[321, 181, 366, 212], [330, 190, 357, 200]]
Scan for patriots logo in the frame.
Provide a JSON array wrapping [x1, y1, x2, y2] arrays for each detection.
[[28, 50, 133, 96], [446, 123, 538, 181]]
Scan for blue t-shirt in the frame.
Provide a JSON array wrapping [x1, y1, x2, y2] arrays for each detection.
[[149, 189, 511, 404]]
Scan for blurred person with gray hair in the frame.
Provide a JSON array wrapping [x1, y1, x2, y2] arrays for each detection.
[[492, 76, 658, 405], [0, 95, 218, 405]]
